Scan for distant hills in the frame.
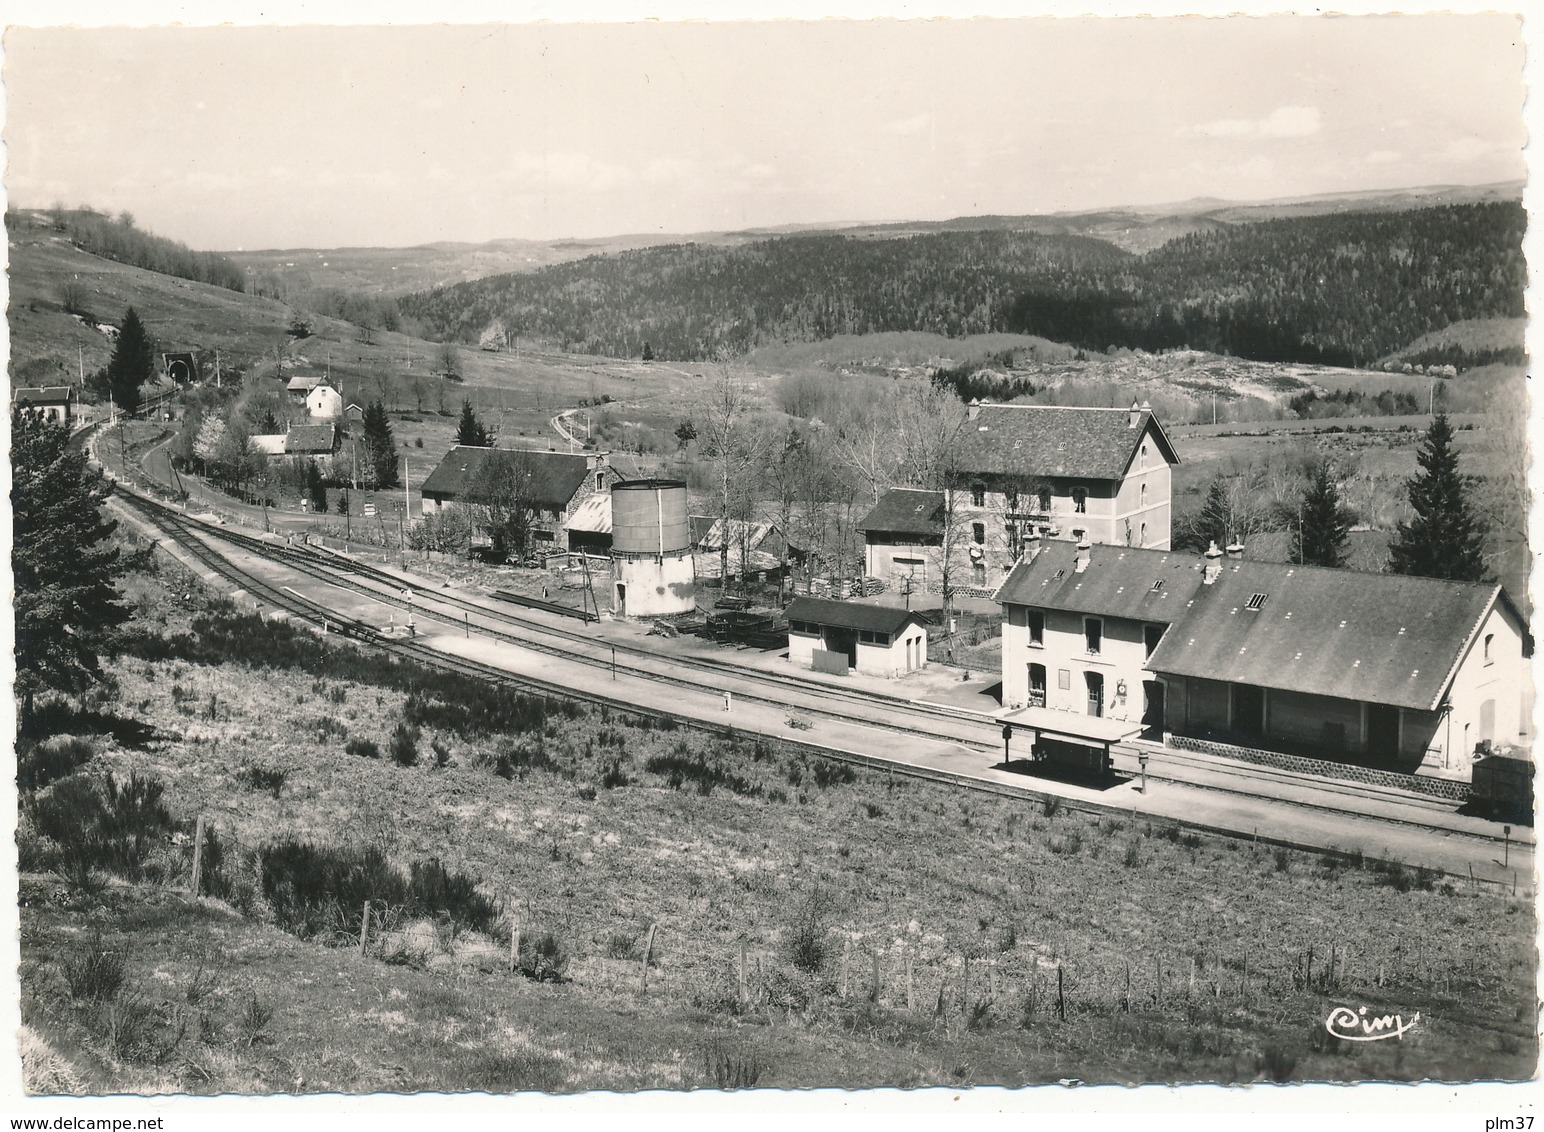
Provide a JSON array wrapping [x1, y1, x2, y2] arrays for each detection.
[[225, 180, 1523, 295], [397, 199, 1527, 368]]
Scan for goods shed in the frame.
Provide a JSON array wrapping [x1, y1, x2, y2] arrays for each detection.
[[785, 596, 929, 678]]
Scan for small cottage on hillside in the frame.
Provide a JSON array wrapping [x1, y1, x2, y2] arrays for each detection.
[[13, 386, 77, 424]]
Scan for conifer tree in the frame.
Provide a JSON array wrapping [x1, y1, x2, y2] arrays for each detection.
[[1194, 475, 1232, 551], [11, 408, 130, 727], [106, 306, 155, 415], [1387, 413, 1487, 581], [360, 400, 400, 489], [455, 399, 491, 447], [1291, 460, 1352, 568], [305, 459, 329, 514]]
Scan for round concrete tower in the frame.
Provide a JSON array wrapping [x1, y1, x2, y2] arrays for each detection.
[[610, 479, 695, 617]]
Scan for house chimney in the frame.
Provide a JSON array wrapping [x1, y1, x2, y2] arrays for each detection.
[[1203, 540, 1224, 583], [968, 398, 981, 422], [1074, 536, 1092, 574], [1225, 540, 1244, 561], [1128, 400, 1141, 428]]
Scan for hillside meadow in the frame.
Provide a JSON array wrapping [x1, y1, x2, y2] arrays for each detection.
[[15, 554, 1537, 1094]]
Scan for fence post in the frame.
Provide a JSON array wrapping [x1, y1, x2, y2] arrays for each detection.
[[640, 923, 657, 994], [960, 955, 971, 1020], [1056, 963, 1066, 1022], [509, 894, 520, 974], [359, 900, 371, 955], [906, 952, 915, 1013], [738, 940, 747, 1008], [190, 815, 206, 898], [870, 948, 881, 1004]]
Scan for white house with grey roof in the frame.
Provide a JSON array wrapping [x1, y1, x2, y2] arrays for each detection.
[[996, 538, 1530, 782]]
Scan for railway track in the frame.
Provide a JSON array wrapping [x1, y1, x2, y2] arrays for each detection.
[[114, 483, 1524, 861]]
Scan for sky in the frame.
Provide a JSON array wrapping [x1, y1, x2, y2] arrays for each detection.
[[2, 12, 1529, 251]]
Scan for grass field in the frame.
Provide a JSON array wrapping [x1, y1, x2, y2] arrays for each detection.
[[16, 558, 1536, 1094]]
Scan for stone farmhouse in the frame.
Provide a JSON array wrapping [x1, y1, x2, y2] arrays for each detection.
[[419, 445, 623, 552], [996, 537, 1530, 783], [860, 401, 1178, 594]]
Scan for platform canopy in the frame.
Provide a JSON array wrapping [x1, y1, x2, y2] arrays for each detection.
[[999, 706, 1142, 747]]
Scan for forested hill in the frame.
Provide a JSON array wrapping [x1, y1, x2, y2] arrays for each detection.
[[398, 201, 1525, 366], [399, 230, 1131, 359]]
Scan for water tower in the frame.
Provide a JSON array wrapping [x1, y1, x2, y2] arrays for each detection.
[[610, 480, 695, 617]]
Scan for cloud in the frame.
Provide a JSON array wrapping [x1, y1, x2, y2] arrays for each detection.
[[494, 151, 637, 194], [1181, 105, 1322, 140], [1365, 149, 1402, 166], [885, 112, 932, 136]]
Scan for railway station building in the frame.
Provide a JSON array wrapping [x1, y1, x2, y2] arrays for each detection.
[[996, 538, 1530, 783], [13, 386, 77, 424]]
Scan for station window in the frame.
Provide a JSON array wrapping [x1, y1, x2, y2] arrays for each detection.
[[1027, 610, 1044, 647], [1484, 633, 1494, 664], [1140, 482, 1148, 507], [1072, 487, 1088, 514], [1037, 486, 1052, 512], [1084, 617, 1102, 656], [971, 482, 986, 507], [972, 522, 986, 545]]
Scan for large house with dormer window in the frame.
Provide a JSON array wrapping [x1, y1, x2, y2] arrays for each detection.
[[860, 401, 1179, 592]]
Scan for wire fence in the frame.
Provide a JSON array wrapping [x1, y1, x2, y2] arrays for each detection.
[[132, 808, 1525, 1031]]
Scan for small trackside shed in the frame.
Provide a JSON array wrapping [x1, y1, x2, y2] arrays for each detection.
[[785, 596, 930, 678]]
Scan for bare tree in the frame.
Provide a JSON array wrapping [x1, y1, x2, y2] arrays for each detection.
[[59, 278, 87, 315], [695, 364, 769, 591], [437, 341, 460, 379], [464, 449, 541, 562]]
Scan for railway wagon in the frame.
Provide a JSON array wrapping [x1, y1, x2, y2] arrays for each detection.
[[1470, 751, 1534, 822], [1030, 735, 1115, 782]]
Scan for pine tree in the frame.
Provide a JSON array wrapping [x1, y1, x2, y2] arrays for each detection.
[[11, 408, 131, 727], [305, 459, 329, 514], [455, 399, 491, 447], [1194, 475, 1232, 551], [106, 306, 155, 415], [361, 400, 399, 489], [1388, 412, 1488, 581], [1291, 460, 1352, 568]]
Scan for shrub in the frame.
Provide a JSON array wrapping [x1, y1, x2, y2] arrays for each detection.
[[430, 736, 453, 769], [1042, 795, 1063, 819], [516, 930, 570, 982], [64, 937, 127, 1002], [254, 839, 496, 941], [235, 764, 287, 799], [389, 721, 421, 767], [601, 760, 630, 790], [17, 736, 96, 792], [644, 748, 761, 797], [27, 772, 172, 881], [811, 760, 855, 789], [1273, 847, 1292, 873], [783, 893, 832, 973], [603, 931, 637, 960], [703, 1039, 764, 1090], [345, 737, 380, 760], [1123, 840, 1142, 868]]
